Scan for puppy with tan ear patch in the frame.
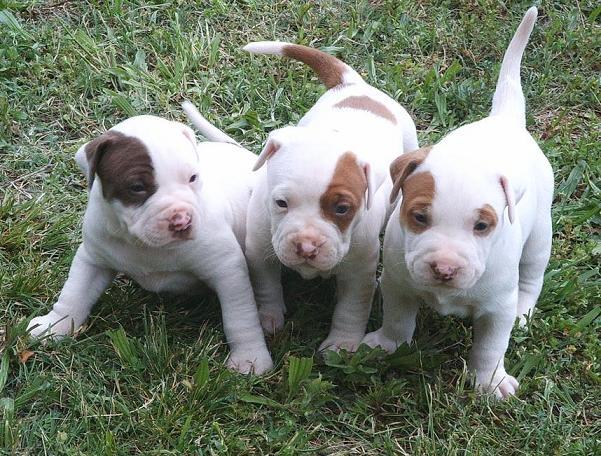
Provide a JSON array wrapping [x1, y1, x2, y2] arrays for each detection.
[[239, 41, 418, 352], [362, 8, 553, 398], [28, 114, 273, 375]]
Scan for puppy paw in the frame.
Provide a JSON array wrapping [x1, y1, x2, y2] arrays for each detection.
[[259, 308, 285, 335], [318, 334, 363, 353], [226, 348, 273, 375], [476, 371, 519, 399], [361, 329, 399, 354], [27, 311, 78, 339]]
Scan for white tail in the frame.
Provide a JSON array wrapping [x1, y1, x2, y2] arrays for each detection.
[[490, 7, 538, 127], [243, 41, 364, 89], [181, 101, 241, 146]]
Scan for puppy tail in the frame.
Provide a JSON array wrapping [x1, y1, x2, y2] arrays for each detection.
[[490, 6, 537, 127], [181, 101, 242, 147], [243, 41, 364, 89]]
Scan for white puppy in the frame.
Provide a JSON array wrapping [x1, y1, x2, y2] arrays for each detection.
[[362, 8, 553, 398], [240, 41, 418, 351], [27, 114, 273, 375]]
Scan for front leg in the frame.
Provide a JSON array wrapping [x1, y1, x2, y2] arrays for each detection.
[[361, 269, 420, 353], [470, 294, 519, 399], [319, 242, 379, 353], [28, 244, 115, 338], [206, 248, 273, 375], [245, 214, 285, 335]]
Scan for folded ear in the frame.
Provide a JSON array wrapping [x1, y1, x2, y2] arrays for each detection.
[[253, 127, 297, 171], [389, 146, 432, 203], [359, 161, 376, 210], [499, 175, 524, 224], [178, 122, 197, 148], [75, 132, 117, 189]]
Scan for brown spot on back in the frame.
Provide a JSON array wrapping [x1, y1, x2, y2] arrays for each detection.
[[389, 146, 432, 203], [320, 152, 367, 232], [399, 172, 435, 233], [475, 204, 498, 236], [85, 131, 157, 206], [283, 44, 349, 89], [334, 95, 397, 124]]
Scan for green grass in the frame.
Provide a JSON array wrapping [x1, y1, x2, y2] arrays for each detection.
[[1, 0, 600, 453]]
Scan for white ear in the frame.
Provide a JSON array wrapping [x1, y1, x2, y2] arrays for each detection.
[[253, 137, 281, 171], [75, 142, 89, 176], [500, 175, 524, 224], [362, 162, 375, 210], [175, 122, 197, 147]]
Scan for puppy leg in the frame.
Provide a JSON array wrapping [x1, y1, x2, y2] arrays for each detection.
[[207, 246, 273, 375], [362, 269, 419, 353], [319, 241, 379, 352], [28, 244, 115, 338], [517, 215, 552, 326], [470, 296, 519, 399]]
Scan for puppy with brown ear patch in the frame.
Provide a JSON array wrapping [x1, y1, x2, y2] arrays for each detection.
[[363, 8, 553, 398], [27, 114, 273, 375], [237, 41, 419, 352]]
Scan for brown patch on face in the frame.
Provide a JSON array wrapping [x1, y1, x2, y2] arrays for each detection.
[[283, 44, 347, 89], [474, 204, 498, 236], [389, 146, 432, 203], [320, 152, 367, 232], [334, 95, 397, 124], [399, 172, 435, 233], [85, 131, 157, 206]]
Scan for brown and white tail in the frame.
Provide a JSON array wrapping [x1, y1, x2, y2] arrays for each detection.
[[181, 101, 241, 147], [490, 7, 538, 127], [243, 41, 364, 89]]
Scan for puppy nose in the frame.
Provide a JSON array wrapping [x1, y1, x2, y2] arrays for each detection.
[[296, 241, 319, 259], [169, 211, 192, 232], [430, 262, 459, 282]]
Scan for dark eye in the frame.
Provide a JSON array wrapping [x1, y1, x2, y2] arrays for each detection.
[[129, 183, 146, 193], [275, 199, 288, 208], [335, 203, 350, 215], [474, 222, 489, 232], [189, 174, 197, 183], [413, 212, 428, 225]]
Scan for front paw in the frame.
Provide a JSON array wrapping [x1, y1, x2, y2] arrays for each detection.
[[318, 333, 363, 353], [475, 370, 519, 399], [27, 311, 79, 339], [361, 329, 399, 354], [259, 307, 285, 335], [226, 348, 273, 375]]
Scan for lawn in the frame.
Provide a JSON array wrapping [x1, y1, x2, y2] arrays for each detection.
[[1, 0, 599, 454]]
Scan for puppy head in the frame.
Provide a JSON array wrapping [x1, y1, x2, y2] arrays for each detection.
[[255, 127, 380, 278], [77, 115, 201, 248], [389, 145, 520, 291]]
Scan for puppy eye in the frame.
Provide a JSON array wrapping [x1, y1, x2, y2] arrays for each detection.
[[129, 183, 146, 193], [413, 212, 428, 225], [189, 174, 197, 183], [275, 199, 288, 208], [474, 221, 489, 232], [335, 204, 351, 215]]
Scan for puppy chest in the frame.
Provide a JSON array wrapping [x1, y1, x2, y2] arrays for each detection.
[[421, 293, 473, 318], [132, 271, 204, 294]]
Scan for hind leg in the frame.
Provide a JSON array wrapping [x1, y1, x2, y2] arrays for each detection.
[[517, 216, 552, 326]]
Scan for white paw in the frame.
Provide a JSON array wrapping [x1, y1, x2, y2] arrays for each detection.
[[27, 311, 78, 339], [318, 334, 363, 353], [226, 348, 273, 375], [361, 329, 399, 354], [476, 370, 519, 399], [259, 308, 285, 335]]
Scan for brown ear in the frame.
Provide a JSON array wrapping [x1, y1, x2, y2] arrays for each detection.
[[83, 132, 118, 189], [389, 146, 432, 203]]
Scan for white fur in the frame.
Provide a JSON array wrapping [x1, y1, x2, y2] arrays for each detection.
[[28, 115, 272, 375], [363, 7, 552, 399], [240, 42, 419, 350]]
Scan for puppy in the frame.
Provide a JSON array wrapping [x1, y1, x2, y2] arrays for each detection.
[[242, 41, 418, 351], [362, 8, 552, 398], [27, 114, 273, 374]]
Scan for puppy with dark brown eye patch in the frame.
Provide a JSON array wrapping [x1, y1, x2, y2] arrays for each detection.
[[363, 8, 554, 400]]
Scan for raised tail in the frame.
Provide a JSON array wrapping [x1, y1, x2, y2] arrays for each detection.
[[490, 7, 538, 127], [181, 101, 241, 146], [243, 41, 364, 89]]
